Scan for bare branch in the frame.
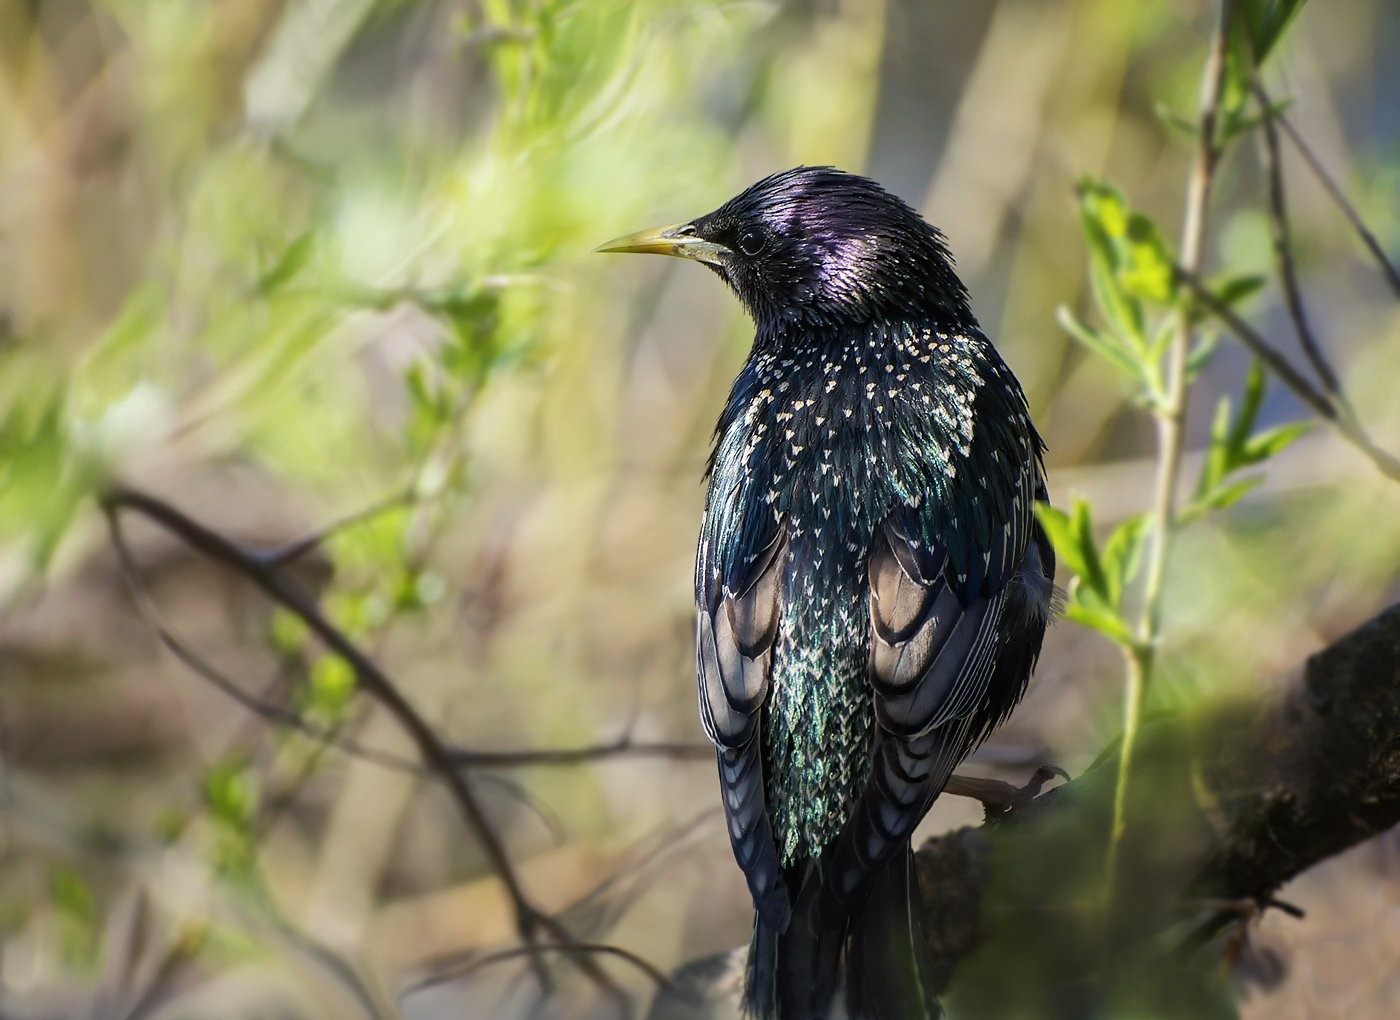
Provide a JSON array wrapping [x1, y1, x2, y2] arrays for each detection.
[[1275, 111, 1400, 298], [1175, 265, 1336, 418], [98, 485, 619, 999], [254, 485, 417, 569], [1252, 81, 1341, 395], [450, 735, 712, 768], [403, 942, 674, 1001], [1175, 266, 1400, 483]]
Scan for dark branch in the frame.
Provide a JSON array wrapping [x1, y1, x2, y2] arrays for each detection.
[[99, 485, 626, 1003], [254, 485, 417, 569], [1175, 266, 1400, 482], [448, 736, 712, 768], [1252, 81, 1341, 395], [654, 603, 1400, 1017], [1275, 111, 1400, 298]]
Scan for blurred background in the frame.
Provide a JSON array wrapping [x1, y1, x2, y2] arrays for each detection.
[[2, 0, 1398, 1016]]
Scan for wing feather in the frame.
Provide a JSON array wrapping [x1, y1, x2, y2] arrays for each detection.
[[698, 527, 792, 929]]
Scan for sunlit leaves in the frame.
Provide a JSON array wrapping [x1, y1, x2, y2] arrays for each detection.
[[1060, 180, 1180, 403], [202, 758, 261, 883], [307, 654, 357, 719], [0, 390, 99, 585], [1184, 361, 1310, 522], [255, 232, 317, 296], [1036, 499, 1151, 649], [1236, 0, 1308, 67], [47, 866, 98, 969], [269, 608, 310, 655], [1213, 1, 1307, 147]]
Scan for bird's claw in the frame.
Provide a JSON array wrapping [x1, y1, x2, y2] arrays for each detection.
[[943, 763, 1070, 820]]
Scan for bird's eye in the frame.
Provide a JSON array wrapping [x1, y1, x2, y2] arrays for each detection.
[[737, 229, 766, 256]]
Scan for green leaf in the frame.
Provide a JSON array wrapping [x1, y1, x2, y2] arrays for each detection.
[[1185, 331, 1222, 381], [1195, 394, 1232, 500], [1237, 0, 1308, 66], [1145, 316, 1176, 376], [1243, 420, 1311, 462], [255, 232, 316, 295], [1064, 599, 1137, 648], [1077, 180, 1148, 345], [1153, 101, 1197, 140], [1056, 306, 1146, 385], [1210, 272, 1267, 309], [1101, 513, 1152, 604], [1205, 475, 1264, 511], [1034, 502, 1088, 583], [309, 654, 356, 716], [1230, 361, 1267, 454], [48, 865, 98, 968], [202, 759, 258, 829], [269, 608, 309, 654], [1119, 212, 1176, 303], [1068, 498, 1109, 602]]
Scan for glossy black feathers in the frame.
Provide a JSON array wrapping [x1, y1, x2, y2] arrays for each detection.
[[674, 167, 1055, 1018]]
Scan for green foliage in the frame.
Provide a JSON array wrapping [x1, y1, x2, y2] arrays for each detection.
[[201, 758, 261, 883], [1036, 499, 1151, 648], [1184, 361, 1311, 522], [1236, 0, 1309, 66], [1060, 180, 1179, 403], [268, 607, 310, 655], [306, 654, 357, 720], [47, 866, 99, 969], [1060, 176, 1300, 660]]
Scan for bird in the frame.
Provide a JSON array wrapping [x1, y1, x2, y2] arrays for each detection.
[[599, 167, 1056, 1019]]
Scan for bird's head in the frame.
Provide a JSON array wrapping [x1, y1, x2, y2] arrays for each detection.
[[599, 166, 973, 329]]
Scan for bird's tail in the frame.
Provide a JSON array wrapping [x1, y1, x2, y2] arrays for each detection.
[[844, 841, 941, 1019], [743, 843, 939, 1019], [744, 863, 844, 1020]]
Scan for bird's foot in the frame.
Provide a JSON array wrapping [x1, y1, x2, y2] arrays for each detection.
[[943, 764, 1069, 821]]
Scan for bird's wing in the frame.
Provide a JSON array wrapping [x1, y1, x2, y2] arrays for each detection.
[[824, 440, 1047, 910], [697, 518, 792, 929]]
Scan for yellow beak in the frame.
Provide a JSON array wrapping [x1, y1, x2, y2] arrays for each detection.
[[595, 223, 728, 266]]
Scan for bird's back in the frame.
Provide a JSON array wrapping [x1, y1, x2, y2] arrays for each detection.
[[700, 316, 1047, 885]]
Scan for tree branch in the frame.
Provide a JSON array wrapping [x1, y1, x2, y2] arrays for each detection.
[[99, 485, 629, 1007], [653, 603, 1400, 1017], [1176, 266, 1400, 482], [1252, 81, 1341, 396], [1275, 111, 1400, 298]]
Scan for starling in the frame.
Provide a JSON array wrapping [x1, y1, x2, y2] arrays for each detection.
[[601, 167, 1055, 1019]]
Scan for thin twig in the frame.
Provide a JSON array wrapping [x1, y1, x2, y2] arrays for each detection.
[[103, 534, 711, 782], [1275, 112, 1400, 297], [1174, 267, 1336, 419], [103, 516, 439, 776], [255, 486, 417, 569], [1108, 0, 1233, 903], [451, 735, 712, 768], [100, 486, 610, 997], [1252, 81, 1341, 394], [1175, 266, 1400, 482], [401, 942, 674, 1000]]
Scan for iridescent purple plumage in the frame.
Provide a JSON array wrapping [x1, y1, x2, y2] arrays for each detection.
[[606, 166, 1055, 1019]]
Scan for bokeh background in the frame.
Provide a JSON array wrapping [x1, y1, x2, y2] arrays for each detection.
[[2, 1, 1398, 1017]]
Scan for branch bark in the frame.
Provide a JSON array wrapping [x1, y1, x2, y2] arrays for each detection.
[[652, 603, 1400, 1018]]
